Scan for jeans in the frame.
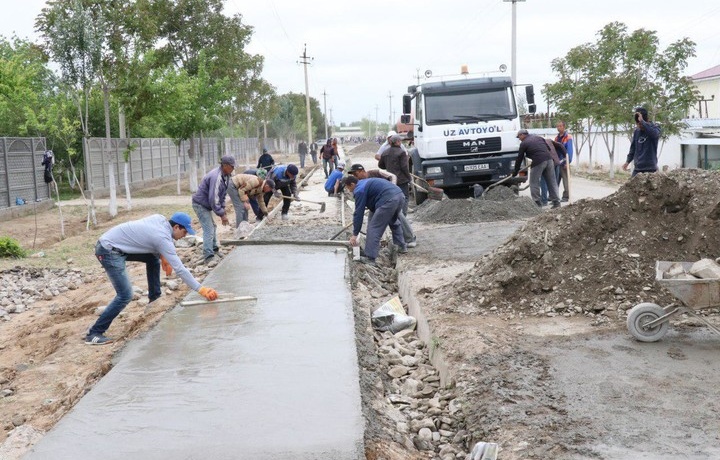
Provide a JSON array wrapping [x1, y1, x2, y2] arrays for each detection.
[[299, 153, 306, 168], [530, 160, 560, 205], [227, 181, 249, 228], [365, 194, 406, 260], [89, 242, 161, 336], [397, 182, 410, 214], [368, 210, 415, 242], [310, 152, 317, 165], [192, 202, 218, 260], [323, 158, 335, 178]]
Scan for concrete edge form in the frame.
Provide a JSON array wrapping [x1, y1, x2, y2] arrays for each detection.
[[396, 261, 452, 388]]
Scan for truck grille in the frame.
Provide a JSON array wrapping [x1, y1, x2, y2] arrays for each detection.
[[447, 137, 502, 155]]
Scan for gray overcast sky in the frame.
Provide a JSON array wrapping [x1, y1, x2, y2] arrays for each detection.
[[3, 0, 719, 125]]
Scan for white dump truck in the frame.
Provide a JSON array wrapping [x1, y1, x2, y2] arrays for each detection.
[[401, 70, 536, 204]]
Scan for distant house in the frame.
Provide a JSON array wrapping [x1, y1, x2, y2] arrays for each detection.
[[681, 65, 720, 169], [688, 64, 720, 119]]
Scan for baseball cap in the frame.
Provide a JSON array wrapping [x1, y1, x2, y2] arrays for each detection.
[[220, 155, 236, 167], [387, 130, 397, 138], [337, 161, 346, 169], [170, 212, 195, 235], [390, 134, 402, 144], [516, 129, 529, 138], [286, 164, 299, 176], [264, 178, 275, 190], [349, 164, 365, 172]]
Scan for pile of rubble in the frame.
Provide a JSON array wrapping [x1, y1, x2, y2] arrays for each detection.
[[436, 170, 720, 320], [0, 267, 89, 318]]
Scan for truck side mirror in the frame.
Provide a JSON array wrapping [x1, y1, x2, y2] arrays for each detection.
[[528, 103, 537, 114], [400, 114, 411, 124], [525, 85, 535, 105], [402, 95, 412, 116]]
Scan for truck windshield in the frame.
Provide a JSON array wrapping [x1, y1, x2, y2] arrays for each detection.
[[424, 87, 517, 125]]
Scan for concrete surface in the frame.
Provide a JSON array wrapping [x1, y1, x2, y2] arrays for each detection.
[[26, 244, 364, 460]]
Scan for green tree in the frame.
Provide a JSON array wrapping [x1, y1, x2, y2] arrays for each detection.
[[544, 22, 698, 176]]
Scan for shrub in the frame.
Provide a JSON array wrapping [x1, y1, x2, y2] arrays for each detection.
[[0, 237, 26, 258]]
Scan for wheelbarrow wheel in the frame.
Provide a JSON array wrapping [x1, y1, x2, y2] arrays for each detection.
[[627, 302, 669, 342]]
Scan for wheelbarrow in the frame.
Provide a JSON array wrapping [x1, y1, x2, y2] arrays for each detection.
[[626, 261, 720, 342]]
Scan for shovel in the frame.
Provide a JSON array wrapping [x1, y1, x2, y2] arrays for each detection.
[[480, 166, 528, 199], [277, 195, 326, 212], [410, 174, 444, 201]]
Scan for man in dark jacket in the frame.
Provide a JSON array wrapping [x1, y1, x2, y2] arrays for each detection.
[[342, 175, 406, 266], [378, 134, 412, 213], [265, 164, 299, 220], [623, 107, 661, 176], [298, 140, 308, 168], [257, 147, 275, 172], [320, 139, 336, 178], [192, 155, 234, 264], [513, 129, 560, 208]]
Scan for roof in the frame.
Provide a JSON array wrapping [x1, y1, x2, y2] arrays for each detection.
[[691, 64, 720, 81]]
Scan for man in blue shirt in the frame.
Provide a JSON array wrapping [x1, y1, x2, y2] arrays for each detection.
[[88, 212, 218, 345], [342, 176, 407, 266], [324, 161, 345, 196], [265, 164, 299, 220]]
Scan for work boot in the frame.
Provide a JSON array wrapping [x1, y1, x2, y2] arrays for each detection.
[[535, 200, 543, 207], [551, 201, 561, 209], [561, 197, 569, 202], [357, 256, 377, 267], [397, 245, 408, 254]]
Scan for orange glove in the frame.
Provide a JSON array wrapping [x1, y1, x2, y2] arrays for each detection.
[[198, 286, 218, 301], [160, 255, 172, 276]]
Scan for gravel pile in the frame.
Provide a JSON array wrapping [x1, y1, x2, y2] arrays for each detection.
[[0, 267, 89, 317], [414, 186, 541, 224], [436, 170, 720, 319]]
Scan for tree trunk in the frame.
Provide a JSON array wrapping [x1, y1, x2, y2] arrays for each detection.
[[188, 138, 198, 192], [176, 143, 182, 195], [199, 132, 206, 177], [102, 80, 117, 217], [119, 106, 132, 210]]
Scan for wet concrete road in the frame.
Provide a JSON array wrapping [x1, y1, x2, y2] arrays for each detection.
[[27, 245, 364, 459]]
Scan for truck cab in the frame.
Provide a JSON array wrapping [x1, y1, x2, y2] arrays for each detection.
[[402, 75, 535, 203]]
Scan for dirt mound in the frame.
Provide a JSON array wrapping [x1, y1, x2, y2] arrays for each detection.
[[437, 170, 720, 317], [348, 141, 381, 155], [413, 190, 541, 224]]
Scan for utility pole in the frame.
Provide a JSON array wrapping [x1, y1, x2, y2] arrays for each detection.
[[503, 0, 526, 84], [329, 108, 333, 133], [298, 44, 314, 145], [322, 89, 329, 139], [414, 68, 421, 85], [388, 92, 393, 133]]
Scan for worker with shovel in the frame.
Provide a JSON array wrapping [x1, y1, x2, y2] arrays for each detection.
[[265, 164, 299, 221], [348, 164, 417, 248], [342, 175, 407, 266], [324, 161, 346, 196], [228, 174, 275, 226], [87, 212, 218, 345]]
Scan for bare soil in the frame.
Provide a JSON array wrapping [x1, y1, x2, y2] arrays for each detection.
[[2, 147, 720, 460]]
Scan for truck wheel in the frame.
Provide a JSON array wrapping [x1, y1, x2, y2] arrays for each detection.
[[627, 303, 669, 342], [411, 178, 428, 206]]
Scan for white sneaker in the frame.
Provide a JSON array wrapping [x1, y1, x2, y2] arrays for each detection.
[[281, 214, 289, 221], [407, 239, 417, 248]]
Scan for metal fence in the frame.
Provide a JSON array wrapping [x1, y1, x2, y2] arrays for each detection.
[[0, 137, 50, 210], [84, 137, 274, 194]]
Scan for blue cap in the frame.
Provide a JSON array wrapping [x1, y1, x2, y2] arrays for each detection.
[[170, 212, 195, 235], [287, 164, 299, 176]]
